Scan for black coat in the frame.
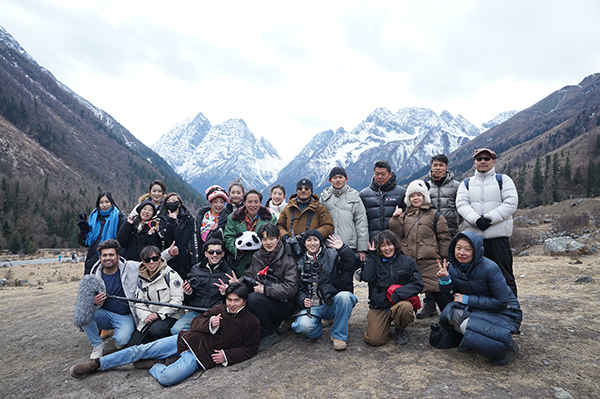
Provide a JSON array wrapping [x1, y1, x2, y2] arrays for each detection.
[[117, 220, 162, 261], [184, 259, 233, 310], [359, 173, 406, 240], [296, 245, 361, 307], [158, 206, 198, 280], [78, 211, 126, 274], [362, 250, 424, 310]]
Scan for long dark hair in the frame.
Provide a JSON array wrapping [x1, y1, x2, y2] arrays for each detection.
[[95, 192, 117, 209]]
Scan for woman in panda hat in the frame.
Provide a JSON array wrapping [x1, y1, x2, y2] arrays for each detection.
[[389, 180, 452, 314]]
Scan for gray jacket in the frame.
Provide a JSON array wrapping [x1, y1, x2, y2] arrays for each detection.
[[425, 170, 461, 236], [320, 185, 369, 252]]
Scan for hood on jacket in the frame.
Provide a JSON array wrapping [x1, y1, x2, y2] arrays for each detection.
[[138, 258, 168, 281], [448, 230, 485, 273]]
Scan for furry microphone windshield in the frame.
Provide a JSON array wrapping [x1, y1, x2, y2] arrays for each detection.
[[73, 275, 104, 327]]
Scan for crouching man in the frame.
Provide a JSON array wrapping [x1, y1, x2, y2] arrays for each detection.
[[69, 282, 260, 387], [291, 230, 361, 350]]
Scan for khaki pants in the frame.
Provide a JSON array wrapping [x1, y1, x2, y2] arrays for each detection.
[[363, 300, 415, 346]]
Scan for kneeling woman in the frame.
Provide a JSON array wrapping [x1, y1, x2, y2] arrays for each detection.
[[128, 246, 185, 346], [437, 231, 522, 365], [70, 282, 260, 387], [292, 230, 361, 350], [362, 230, 424, 346]]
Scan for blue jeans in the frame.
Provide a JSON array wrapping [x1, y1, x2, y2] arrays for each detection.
[[99, 335, 201, 386], [292, 291, 357, 341], [82, 308, 135, 347], [170, 311, 200, 335]]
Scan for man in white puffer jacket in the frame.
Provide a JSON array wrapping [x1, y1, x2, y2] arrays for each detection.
[[456, 148, 519, 296]]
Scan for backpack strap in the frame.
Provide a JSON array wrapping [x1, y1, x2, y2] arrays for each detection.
[[464, 175, 502, 191]]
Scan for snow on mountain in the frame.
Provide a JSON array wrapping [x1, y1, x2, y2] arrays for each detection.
[[152, 115, 285, 193], [481, 110, 519, 130], [277, 107, 482, 192]]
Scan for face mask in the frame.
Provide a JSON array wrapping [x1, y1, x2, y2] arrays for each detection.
[[165, 201, 180, 212]]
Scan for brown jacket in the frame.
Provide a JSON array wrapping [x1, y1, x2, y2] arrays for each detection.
[[277, 193, 334, 239], [177, 304, 260, 369], [389, 203, 451, 292]]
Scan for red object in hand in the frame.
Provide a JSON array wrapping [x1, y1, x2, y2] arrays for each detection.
[[257, 266, 269, 277], [386, 284, 422, 312], [387, 284, 402, 303]]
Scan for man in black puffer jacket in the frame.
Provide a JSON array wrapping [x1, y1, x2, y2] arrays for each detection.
[[170, 238, 233, 335], [359, 161, 407, 241]]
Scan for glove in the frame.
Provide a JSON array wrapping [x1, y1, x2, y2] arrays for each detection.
[[286, 235, 297, 245], [77, 213, 89, 231], [476, 217, 492, 230], [386, 284, 402, 304]]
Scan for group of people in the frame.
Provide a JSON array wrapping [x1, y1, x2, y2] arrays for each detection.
[[70, 148, 523, 386]]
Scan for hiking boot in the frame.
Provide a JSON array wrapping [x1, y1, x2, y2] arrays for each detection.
[[490, 341, 520, 365], [90, 343, 105, 360], [330, 336, 347, 351], [133, 358, 167, 369], [277, 317, 294, 334], [416, 306, 438, 319], [99, 329, 114, 339], [258, 333, 280, 352], [395, 328, 408, 345], [69, 359, 100, 378]]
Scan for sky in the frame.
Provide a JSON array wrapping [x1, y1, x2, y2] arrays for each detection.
[[2, 0, 600, 161]]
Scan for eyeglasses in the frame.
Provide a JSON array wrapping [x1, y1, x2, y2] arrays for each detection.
[[206, 250, 223, 255], [475, 157, 492, 162], [297, 186, 311, 192], [143, 255, 160, 263]]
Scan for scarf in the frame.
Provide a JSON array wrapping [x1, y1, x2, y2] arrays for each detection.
[[258, 240, 283, 267], [85, 206, 120, 246], [200, 210, 219, 241]]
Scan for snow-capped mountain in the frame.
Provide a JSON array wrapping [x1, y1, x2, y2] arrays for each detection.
[[481, 110, 519, 130], [277, 107, 485, 192], [152, 114, 285, 194]]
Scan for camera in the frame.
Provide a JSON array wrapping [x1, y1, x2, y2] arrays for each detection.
[[285, 234, 304, 257], [299, 258, 322, 317], [187, 276, 201, 288], [240, 276, 258, 288]]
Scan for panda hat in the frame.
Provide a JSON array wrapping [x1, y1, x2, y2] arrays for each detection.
[[235, 231, 262, 251]]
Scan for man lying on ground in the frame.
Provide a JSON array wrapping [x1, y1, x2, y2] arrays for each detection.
[[69, 282, 260, 386]]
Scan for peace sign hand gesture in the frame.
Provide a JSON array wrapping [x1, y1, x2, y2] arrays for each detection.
[[437, 259, 449, 278], [368, 241, 376, 252]]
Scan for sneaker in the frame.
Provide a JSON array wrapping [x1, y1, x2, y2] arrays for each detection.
[[133, 359, 167, 369], [258, 333, 280, 352], [490, 341, 520, 365], [69, 359, 100, 378], [330, 336, 347, 351], [90, 343, 105, 360], [416, 307, 438, 319], [395, 328, 408, 345]]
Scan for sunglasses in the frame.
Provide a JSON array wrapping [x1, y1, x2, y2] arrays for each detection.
[[143, 255, 160, 263], [475, 157, 492, 162], [297, 186, 311, 192], [206, 250, 223, 255]]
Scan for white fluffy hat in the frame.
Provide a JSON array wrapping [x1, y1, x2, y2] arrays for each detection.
[[404, 180, 431, 207]]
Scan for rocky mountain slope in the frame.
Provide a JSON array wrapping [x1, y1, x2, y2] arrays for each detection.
[[0, 25, 203, 250]]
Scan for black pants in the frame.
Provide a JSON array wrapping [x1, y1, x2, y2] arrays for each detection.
[[246, 292, 293, 338], [423, 291, 450, 312], [126, 317, 177, 347], [483, 236, 517, 297]]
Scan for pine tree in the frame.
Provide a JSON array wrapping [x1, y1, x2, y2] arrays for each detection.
[[532, 156, 544, 195]]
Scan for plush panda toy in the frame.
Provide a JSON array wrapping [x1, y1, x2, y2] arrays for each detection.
[[235, 231, 261, 251]]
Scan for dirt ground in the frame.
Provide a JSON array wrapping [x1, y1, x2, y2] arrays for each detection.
[[1, 237, 599, 398]]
